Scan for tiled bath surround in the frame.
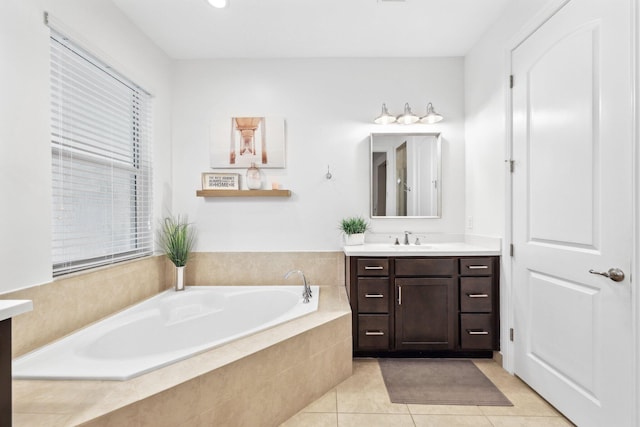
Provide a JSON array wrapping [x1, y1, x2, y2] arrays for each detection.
[[2, 252, 350, 426], [3, 256, 169, 358], [1, 251, 345, 358]]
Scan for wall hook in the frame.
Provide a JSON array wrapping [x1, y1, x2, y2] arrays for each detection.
[[325, 165, 332, 180]]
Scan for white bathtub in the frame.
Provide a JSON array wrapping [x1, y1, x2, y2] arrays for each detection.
[[13, 285, 319, 381]]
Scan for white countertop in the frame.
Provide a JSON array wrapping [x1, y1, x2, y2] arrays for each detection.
[[343, 242, 500, 257], [343, 234, 501, 257], [0, 300, 33, 322]]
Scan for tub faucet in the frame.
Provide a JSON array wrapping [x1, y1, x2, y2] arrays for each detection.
[[285, 270, 312, 303]]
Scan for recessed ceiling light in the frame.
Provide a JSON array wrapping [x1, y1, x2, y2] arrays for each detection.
[[207, 0, 228, 8]]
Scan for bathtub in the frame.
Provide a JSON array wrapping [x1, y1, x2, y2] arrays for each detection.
[[13, 285, 319, 381]]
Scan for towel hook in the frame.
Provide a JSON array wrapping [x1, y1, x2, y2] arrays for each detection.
[[325, 165, 332, 180]]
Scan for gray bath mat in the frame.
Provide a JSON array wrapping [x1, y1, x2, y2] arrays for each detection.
[[379, 359, 512, 406]]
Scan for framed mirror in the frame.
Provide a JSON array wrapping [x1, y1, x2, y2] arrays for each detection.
[[370, 132, 441, 218]]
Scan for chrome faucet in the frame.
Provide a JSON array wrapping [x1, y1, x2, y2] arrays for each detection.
[[284, 270, 312, 303], [404, 231, 412, 245]]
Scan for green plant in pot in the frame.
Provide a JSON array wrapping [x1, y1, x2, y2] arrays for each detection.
[[159, 215, 195, 291], [339, 216, 369, 246]]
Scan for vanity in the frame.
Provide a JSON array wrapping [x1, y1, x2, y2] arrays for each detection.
[[345, 243, 500, 357], [347, 132, 501, 357], [0, 299, 33, 426]]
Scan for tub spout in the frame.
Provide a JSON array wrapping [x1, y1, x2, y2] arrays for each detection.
[[284, 270, 312, 303]]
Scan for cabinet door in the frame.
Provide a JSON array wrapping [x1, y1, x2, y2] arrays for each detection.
[[395, 278, 456, 350]]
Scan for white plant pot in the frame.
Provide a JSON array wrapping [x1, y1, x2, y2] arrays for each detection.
[[344, 233, 365, 246], [175, 265, 186, 291]]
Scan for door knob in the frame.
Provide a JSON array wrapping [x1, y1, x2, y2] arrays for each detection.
[[589, 268, 625, 282]]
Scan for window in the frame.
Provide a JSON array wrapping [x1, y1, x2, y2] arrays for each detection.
[[50, 31, 153, 276]]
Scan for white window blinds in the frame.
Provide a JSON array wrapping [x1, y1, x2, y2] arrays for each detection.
[[51, 31, 153, 276]]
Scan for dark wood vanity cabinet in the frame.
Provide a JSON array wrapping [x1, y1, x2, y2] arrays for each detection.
[[348, 255, 499, 356], [395, 258, 457, 350], [458, 257, 499, 350], [353, 258, 392, 351]]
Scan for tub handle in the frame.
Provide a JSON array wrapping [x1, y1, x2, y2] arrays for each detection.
[[365, 293, 384, 298], [365, 331, 385, 336]]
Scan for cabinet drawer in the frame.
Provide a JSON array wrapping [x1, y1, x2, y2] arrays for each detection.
[[460, 314, 493, 349], [395, 258, 455, 276], [358, 315, 390, 350], [357, 278, 390, 313], [460, 258, 493, 276], [460, 277, 492, 313], [357, 258, 389, 276]]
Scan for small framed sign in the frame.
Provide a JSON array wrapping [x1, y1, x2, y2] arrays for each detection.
[[202, 173, 239, 190]]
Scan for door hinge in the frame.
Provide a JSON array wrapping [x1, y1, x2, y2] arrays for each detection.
[[510, 75, 514, 88], [506, 159, 515, 172], [510, 328, 514, 341], [509, 244, 514, 257]]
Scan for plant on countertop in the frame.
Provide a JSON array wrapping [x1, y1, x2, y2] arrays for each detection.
[[339, 216, 370, 235], [159, 215, 195, 267]]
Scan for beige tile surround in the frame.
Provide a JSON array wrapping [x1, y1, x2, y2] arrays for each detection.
[[1, 251, 345, 358], [4, 251, 350, 426], [2, 256, 170, 358]]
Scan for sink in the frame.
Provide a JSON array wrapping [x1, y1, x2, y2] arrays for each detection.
[[351, 243, 436, 251], [390, 244, 432, 250]]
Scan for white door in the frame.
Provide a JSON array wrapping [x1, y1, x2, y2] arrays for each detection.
[[511, 0, 635, 426]]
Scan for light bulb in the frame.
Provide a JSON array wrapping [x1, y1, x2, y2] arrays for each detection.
[[207, 0, 228, 8]]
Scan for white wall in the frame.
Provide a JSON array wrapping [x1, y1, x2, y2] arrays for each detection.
[[0, 0, 52, 295], [0, 0, 173, 294], [172, 58, 466, 251], [464, 0, 549, 237]]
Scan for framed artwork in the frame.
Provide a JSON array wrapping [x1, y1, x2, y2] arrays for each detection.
[[210, 116, 286, 169], [201, 173, 239, 190]]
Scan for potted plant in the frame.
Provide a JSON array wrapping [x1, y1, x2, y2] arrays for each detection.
[[159, 215, 195, 291], [339, 216, 369, 246]]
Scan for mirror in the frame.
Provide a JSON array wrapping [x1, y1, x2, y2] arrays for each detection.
[[370, 133, 441, 218]]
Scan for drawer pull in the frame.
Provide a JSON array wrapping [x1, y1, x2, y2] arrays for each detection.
[[365, 293, 384, 298], [467, 330, 490, 335], [467, 265, 489, 270], [365, 331, 385, 336], [398, 285, 402, 305], [467, 293, 489, 298], [364, 266, 384, 270]]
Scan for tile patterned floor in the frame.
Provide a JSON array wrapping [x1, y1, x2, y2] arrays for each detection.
[[280, 358, 574, 427]]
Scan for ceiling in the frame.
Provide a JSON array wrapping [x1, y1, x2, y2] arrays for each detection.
[[111, 0, 512, 59]]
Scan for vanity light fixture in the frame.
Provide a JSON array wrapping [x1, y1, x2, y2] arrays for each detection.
[[206, 0, 228, 8], [374, 103, 397, 124], [420, 102, 444, 124], [374, 102, 444, 125], [396, 102, 420, 125]]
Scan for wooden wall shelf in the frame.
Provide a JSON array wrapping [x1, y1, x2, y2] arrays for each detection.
[[196, 189, 291, 198]]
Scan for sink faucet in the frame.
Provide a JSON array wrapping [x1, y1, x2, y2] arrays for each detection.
[[404, 231, 412, 245], [284, 270, 312, 303]]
